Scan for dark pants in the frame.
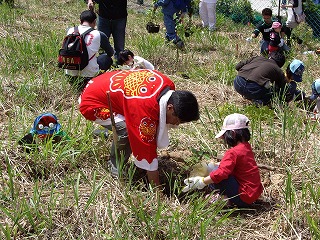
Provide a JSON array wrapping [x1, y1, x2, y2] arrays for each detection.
[[233, 76, 272, 105], [98, 16, 127, 61], [211, 175, 250, 207], [97, 54, 113, 71], [103, 121, 132, 168]]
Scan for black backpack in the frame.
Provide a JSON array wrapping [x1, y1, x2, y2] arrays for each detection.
[[58, 26, 94, 70]]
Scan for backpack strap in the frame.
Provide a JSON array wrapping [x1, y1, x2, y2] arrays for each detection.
[[81, 27, 94, 37], [81, 27, 95, 63], [74, 26, 79, 34]]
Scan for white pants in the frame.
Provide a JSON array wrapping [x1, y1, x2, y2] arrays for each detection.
[[199, 1, 217, 30]]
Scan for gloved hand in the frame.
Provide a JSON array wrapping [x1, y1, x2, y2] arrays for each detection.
[[246, 37, 252, 42], [279, 38, 284, 47], [182, 176, 206, 192]]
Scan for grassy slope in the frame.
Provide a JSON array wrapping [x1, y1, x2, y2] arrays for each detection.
[[0, 0, 320, 239]]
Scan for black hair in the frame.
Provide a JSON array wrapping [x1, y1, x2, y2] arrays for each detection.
[[223, 128, 251, 147], [262, 8, 272, 16], [167, 90, 199, 122], [80, 10, 97, 24], [118, 49, 134, 66], [269, 51, 286, 68]]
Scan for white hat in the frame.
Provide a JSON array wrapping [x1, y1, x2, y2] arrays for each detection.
[[215, 113, 250, 138]]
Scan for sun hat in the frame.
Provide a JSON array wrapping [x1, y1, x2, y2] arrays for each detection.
[[215, 113, 249, 138], [289, 59, 305, 82], [272, 21, 282, 29], [310, 79, 320, 101]]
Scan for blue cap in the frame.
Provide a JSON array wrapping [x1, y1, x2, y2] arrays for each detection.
[[289, 59, 305, 82], [310, 79, 320, 101]]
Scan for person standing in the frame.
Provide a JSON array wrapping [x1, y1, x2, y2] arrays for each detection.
[[87, 0, 127, 62], [281, 0, 304, 46], [199, 0, 217, 31], [65, 10, 114, 91], [153, 0, 191, 49]]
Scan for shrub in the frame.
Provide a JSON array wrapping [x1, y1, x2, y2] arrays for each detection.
[[217, 0, 254, 25]]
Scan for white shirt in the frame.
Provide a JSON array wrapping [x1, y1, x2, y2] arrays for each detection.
[[65, 25, 101, 78]]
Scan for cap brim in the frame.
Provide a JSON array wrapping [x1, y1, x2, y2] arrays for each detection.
[[292, 73, 302, 82], [215, 129, 226, 138]]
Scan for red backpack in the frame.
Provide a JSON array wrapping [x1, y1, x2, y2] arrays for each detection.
[[58, 26, 94, 70]]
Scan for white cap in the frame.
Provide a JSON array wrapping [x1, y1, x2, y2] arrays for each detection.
[[215, 113, 250, 138]]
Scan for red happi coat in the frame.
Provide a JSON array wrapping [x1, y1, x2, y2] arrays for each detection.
[[79, 69, 176, 170]]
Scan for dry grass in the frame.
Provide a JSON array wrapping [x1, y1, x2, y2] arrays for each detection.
[[0, 0, 320, 239]]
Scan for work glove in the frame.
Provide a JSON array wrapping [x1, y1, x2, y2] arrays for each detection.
[[279, 38, 284, 47], [182, 176, 206, 192], [246, 37, 252, 43]]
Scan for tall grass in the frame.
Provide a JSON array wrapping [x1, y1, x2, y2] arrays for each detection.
[[0, 0, 320, 239]]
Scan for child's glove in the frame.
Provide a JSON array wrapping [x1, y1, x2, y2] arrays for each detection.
[[182, 176, 206, 192], [246, 37, 252, 42]]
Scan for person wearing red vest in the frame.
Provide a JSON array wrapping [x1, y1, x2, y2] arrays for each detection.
[[79, 69, 199, 186]]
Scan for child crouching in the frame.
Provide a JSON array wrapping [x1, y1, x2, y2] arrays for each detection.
[[182, 113, 263, 207]]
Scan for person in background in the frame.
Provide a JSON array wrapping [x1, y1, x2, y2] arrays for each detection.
[[284, 59, 305, 102], [309, 79, 320, 118], [65, 10, 114, 92], [87, 0, 127, 62], [182, 113, 263, 208], [153, 0, 191, 50], [246, 8, 289, 55], [281, 0, 304, 47], [117, 49, 155, 70], [199, 0, 217, 31], [268, 21, 285, 53], [78, 69, 199, 187], [233, 51, 286, 106]]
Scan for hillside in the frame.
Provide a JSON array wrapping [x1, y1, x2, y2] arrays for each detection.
[[0, 0, 319, 239]]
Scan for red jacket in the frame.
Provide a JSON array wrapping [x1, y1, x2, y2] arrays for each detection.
[[79, 70, 175, 170], [209, 142, 263, 204]]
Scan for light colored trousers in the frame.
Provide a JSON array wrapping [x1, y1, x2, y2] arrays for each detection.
[[199, 1, 217, 30]]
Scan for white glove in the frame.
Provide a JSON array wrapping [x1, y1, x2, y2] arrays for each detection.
[[246, 37, 252, 42], [182, 176, 206, 192], [278, 38, 284, 47]]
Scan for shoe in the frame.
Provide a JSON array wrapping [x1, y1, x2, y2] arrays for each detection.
[[252, 99, 264, 107], [108, 161, 119, 178], [93, 129, 109, 138], [174, 39, 185, 50]]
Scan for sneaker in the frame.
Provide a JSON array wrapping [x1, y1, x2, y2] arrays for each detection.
[[93, 129, 109, 138], [108, 161, 119, 178], [252, 99, 264, 107], [174, 39, 185, 50]]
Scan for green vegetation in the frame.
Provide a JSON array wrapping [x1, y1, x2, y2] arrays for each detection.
[[0, 0, 320, 239]]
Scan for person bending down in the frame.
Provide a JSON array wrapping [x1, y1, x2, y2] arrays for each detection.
[[79, 69, 199, 187], [117, 49, 155, 70], [182, 113, 263, 207]]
